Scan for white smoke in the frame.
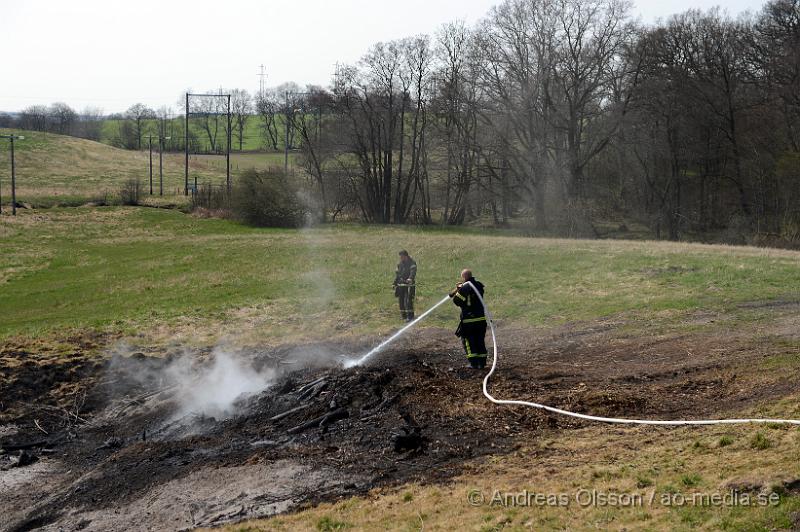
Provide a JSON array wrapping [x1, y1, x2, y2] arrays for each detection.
[[107, 343, 276, 422], [166, 347, 275, 419]]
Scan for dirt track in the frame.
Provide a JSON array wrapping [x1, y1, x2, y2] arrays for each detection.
[[1, 305, 799, 531]]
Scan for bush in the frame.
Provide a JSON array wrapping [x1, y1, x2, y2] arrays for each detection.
[[190, 184, 229, 211], [230, 169, 307, 228], [119, 178, 142, 206]]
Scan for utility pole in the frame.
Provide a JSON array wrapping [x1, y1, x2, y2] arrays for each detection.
[[0, 134, 24, 215], [226, 93, 231, 193], [158, 135, 171, 196], [284, 91, 290, 176], [185, 92, 189, 196], [144, 134, 155, 194]]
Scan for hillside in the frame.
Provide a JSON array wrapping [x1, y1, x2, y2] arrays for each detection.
[[0, 129, 232, 207]]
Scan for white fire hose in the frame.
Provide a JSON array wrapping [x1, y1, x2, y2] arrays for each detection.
[[464, 281, 800, 426], [349, 282, 800, 426]]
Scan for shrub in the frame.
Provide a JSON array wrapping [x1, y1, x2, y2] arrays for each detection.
[[190, 184, 229, 211], [230, 169, 307, 228], [119, 178, 142, 206]]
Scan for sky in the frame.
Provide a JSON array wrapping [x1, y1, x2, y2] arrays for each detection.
[[1, 0, 769, 114]]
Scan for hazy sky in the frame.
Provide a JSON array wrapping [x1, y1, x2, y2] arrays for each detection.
[[2, 0, 768, 114]]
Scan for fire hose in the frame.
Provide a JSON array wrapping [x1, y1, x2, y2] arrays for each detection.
[[463, 281, 800, 426], [349, 283, 800, 426]]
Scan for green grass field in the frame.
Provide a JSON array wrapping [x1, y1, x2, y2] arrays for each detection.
[[101, 114, 286, 152], [194, 151, 290, 173], [4, 206, 800, 531], [2, 206, 798, 346]]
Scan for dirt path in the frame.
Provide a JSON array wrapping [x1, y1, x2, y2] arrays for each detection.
[[2, 306, 799, 531]]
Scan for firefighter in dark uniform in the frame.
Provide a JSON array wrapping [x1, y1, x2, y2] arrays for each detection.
[[450, 269, 487, 369], [393, 250, 417, 322]]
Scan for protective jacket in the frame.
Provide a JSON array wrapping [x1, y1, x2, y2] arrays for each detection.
[[451, 277, 488, 366], [451, 277, 485, 325], [394, 258, 417, 294]]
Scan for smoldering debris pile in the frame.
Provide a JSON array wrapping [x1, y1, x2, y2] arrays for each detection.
[[3, 320, 782, 530], [107, 345, 278, 421], [1, 344, 528, 531]]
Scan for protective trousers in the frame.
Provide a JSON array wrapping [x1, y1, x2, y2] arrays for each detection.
[[396, 285, 415, 321], [459, 321, 487, 368]]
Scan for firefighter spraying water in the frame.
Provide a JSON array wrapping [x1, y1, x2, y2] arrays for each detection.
[[345, 269, 800, 426], [450, 269, 488, 369]]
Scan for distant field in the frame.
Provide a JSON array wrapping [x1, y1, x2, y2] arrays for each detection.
[[0, 129, 297, 206], [101, 114, 287, 152], [1, 206, 798, 346], [195, 151, 291, 173]]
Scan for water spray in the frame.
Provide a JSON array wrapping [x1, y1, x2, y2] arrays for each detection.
[[347, 282, 800, 426], [343, 294, 451, 368]]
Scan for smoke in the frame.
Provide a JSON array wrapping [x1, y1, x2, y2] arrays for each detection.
[[165, 347, 276, 419], [282, 343, 347, 369], [297, 203, 337, 314], [107, 343, 276, 421]]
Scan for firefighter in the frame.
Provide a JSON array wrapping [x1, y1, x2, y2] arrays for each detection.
[[393, 250, 417, 322], [450, 269, 487, 369]]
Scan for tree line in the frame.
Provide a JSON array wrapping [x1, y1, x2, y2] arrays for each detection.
[[281, 0, 800, 244], [1, 90, 256, 154], [3, 0, 798, 243], [0, 103, 105, 141]]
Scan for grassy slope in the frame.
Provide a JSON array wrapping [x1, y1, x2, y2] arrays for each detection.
[[233, 419, 800, 531], [0, 129, 272, 206], [1, 207, 799, 344]]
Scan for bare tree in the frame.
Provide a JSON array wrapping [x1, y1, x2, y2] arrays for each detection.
[[75, 106, 105, 141], [754, 0, 800, 152], [396, 35, 433, 223], [230, 89, 252, 151], [125, 103, 156, 150], [290, 88, 335, 220], [191, 92, 227, 153], [333, 39, 433, 224], [255, 89, 281, 150], [48, 102, 77, 135], [434, 21, 484, 225], [19, 105, 49, 131]]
